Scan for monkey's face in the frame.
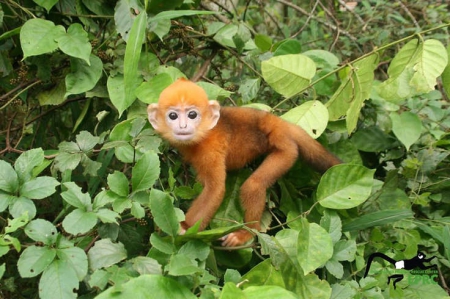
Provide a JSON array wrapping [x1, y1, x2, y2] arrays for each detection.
[[147, 79, 221, 145], [164, 105, 202, 141]]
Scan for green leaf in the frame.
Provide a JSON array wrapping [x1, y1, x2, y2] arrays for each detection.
[[65, 55, 103, 98], [213, 24, 256, 51], [317, 164, 375, 209], [135, 73, 174, 104], [255, 34, 272, 52], [5, 213, 29, 234], [24, 219, 58, 245], [57, 247, 88, 281], [378, 39, 448, 101], [342, 209, 414, 231], [273, 39, 302, 56], [131, 202, 145, 218], [238, 78, 260, 102], [297, 219, 333, 275], [14, 148, 45, 184], [132, 151, 160, 193], [131, 257, 162, 275], [149, 190, 179, 236], [95, 274, 196, 299], [326, 54, 378, 134], [20, 176, 59, 199], [57, 23, 92, 64], [20, 19, 65, 59], [37, 80, 66, 105], [76, 130, 100, 152], [33, 0, 59, 12], [197, 81, 232, 100], [18, 246, 56, 278], [9, 196, 36, 219], [281, 100, 329, 139], [96, 208, 120, 224], [167, 254, 200, 276], [123, 12, 147, 116], [87, 239, 127, 271], [390, 112, 422, 151], [61, 182, 92, 210], [0, 160, 19, 193], [54, 152, 82, 172], [62, 209, 98, 235], [39, 259, 79, 299], [241, 259, 285, 288], [107, 171, 129, 197], [333, 240, 357, 261], [261, 54, 316, 98], [351, 126, 398, 152]]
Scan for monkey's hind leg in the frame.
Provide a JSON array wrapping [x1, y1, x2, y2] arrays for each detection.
[[387, 274, 403, 290], [222, 143, 298, 247]]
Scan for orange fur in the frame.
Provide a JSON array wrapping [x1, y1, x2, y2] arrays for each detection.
[[148, 79, 341, 246]]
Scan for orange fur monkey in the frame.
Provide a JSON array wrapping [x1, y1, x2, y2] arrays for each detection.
[[147, 78, 341, 247]]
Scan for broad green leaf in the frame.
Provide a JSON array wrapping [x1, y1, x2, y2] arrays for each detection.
[[351, 126, 398, 152], [5, 213, 29, 234], [135, 73, 174, 104], [297, 218, 333, 275], [255, 34, 272, 52], [0, 263, 4, 279], [107, 75, 127, 116], [303, 50, 340, 69], [273, 39, 302, 56], [131, 202, 145, 218], [317, 164, 375, 209], [14, 148, 45, 184], [76, 130, 100, 152], [149, 190, 179, 236], [320, 210, 342, 244], [262, 54, 316, 98], [65, 55, 103, 98], [95, 208, 120, 224], [62, 209, 98, 235], [281, 100, 329, 139], [95, 274, 196, 299], [87, 239, 127, 271], [148, 0, 183, 13], [20, 19, 65, 59], [24, 219, 58, 245], [57, 23, 91, 64], [17, 246, 56, 278], [61, 182, 92, 210], [113, 0, 145, 41], [241, 259, 285, 288], [131, 257, 162, 275], [20, 176, 59, 199], [390, 112, 422, 151], [53, 152, 82, 172], [39, 259, 78, 299], [33, 0, 59, 12], [244, 286, 298, 299], [167, 254, 200, 276], [0, 160, 19, 193], [107, 171, 129, 197], [178, 240, 211, 262], [197, 81, 232, 100], [57, 247, 88, 281], [123, 12, 147, 116], [112, 195, 132, 213], [213, 23, 256, 51], [37, 80, 66, 105], [326, 54, 378, 134], [9, 196, 36, 219], [0, 192, 13, 212], [378, 39, 448, 101], [342, 209, 414, 231], [333, 240, 357, 261], [131, 151, 160, 193], [150, 233, 176, 254], [238, 78, 260, 103]]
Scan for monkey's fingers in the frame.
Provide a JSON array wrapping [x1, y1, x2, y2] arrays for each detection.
[[221, 230, 253, 247]]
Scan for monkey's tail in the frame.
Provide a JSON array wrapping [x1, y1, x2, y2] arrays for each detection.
[[291, 126, 341, 173], [364, 252, 397, 278]]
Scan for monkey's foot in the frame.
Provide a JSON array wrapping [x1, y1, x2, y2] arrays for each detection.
[[221, 229, 253, 247]]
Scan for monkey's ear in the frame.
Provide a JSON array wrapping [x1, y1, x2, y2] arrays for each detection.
[[208, 100, 220, 129], [147, 104, 160, 130]]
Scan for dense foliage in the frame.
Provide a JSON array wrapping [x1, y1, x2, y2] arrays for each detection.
[[0, 0, 450, 298]]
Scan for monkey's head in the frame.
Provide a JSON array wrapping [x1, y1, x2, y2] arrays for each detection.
[[147, 78, 221, 145]]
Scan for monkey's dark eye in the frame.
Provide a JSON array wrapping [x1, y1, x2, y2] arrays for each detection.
[[188, 111, 198, 119], [168, 112, 178, 120]]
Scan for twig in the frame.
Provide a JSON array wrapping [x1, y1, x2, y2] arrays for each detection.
[[191, 49, 218, 82]]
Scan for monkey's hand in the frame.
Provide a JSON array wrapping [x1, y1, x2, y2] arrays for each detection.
[[221, 229, 253, 247]]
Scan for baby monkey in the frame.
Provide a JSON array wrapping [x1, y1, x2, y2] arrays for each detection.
[[147, 78, 340, 246]]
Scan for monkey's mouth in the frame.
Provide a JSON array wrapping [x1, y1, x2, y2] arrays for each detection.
[[173, 132, 195, 141]]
